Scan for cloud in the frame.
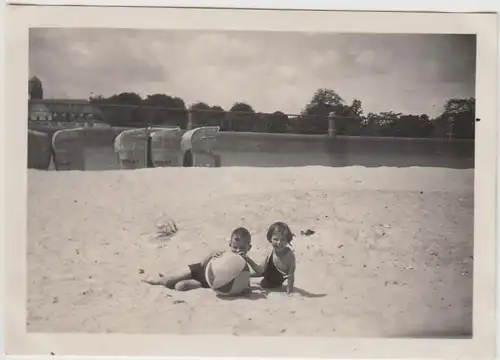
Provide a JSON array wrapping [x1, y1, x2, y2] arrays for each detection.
[[29, 30, 476, 117], [355, 49, 376, 65], [30, 28, 170, 97]]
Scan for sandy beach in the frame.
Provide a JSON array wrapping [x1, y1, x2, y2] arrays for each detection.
[[27, 166, 473, 337]]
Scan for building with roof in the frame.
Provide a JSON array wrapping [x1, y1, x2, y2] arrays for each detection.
[[28, 98, 104, 122], [28, 76, 105, 124]]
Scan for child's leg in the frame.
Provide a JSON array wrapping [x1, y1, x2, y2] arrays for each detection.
[[171, 260, 210, 291], [260, 277, 284, 289], [174, 279, 204, 291], [143, 268, 192, 289]]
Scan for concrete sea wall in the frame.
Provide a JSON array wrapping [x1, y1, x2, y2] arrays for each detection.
[[28, 126, 475, 170]]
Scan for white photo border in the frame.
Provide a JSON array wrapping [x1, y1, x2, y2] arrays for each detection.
[[4, 6, 498, 358]]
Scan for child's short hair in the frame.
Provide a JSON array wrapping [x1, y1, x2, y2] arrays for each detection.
[[266, 222, 294, 244], [231, 227, 251, 242]]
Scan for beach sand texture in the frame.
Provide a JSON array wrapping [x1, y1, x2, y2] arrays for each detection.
[[27, 166, 473, 337]]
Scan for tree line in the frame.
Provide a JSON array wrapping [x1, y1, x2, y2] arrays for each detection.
[[88, 88, 475, 139]]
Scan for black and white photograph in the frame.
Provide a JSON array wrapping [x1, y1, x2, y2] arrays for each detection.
[[4, 5, 498, 358]]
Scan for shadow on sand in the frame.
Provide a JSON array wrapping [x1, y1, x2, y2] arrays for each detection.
[[216, 285, 327, 301], [216, 286, 268, 301]]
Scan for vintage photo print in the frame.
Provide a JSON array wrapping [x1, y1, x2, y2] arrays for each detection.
[[4, 5, 498, 359]]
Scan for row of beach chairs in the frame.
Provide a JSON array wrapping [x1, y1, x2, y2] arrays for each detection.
[[27, 126, 221, 171]]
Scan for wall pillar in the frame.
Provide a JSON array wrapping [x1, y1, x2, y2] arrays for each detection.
[[445, 116, 455, 140], [187, 111, 194, 130], [328, 112, 336, 138]]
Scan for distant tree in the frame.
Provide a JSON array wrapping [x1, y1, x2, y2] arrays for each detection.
[[378, 111, 402, 121], [396, 114, 435, 137], [142, 93, 171, 107], [365, 112, 379, 125], [115, 92, 143, 105], [227, 102, 258, 131], [444, 97, 475, 115], [442, 97, 475, 139], [362, 111, 401, 136], [363, 112, 382, 136], [230, 102, 255, 113], [301, 89, 340, 133], [89, 94, 105, 102], [143, 94, 187, 128], [301, 89, 361, 134], [266, 111, 290, 133], [350, 99, 363, 117], [89, 92, 142, 125], [211, 105, 224, 113], [189, 101, 211, 111], [419, 114, 436, 137], [362, 111, 435, 137], [302, 88, 345, 117], [210, 105, 225, 129], [89, 92, 188, 128], [287, 115, 302, 134], [189, 102, 213, 127], [141, 93, 171, 125]]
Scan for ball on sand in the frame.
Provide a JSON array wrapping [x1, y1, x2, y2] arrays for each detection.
[[205, 252, 250, 296]]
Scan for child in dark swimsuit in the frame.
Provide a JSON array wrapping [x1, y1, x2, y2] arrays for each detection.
[[143, 227, 259, 292], [242, 222, 296, 295]]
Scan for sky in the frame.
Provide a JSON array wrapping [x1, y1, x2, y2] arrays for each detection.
[[29, 29, 476, 118]]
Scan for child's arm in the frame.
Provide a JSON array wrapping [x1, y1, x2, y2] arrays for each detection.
[[240, 253, 264, 277], [208, 250, 225, 260], [285, 253, 296, 294], [286, 273, 295, 294], [199, 250, 225, 267]]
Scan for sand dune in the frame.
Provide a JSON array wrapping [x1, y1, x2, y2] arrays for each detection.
[[27, 166, 473, 337]]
